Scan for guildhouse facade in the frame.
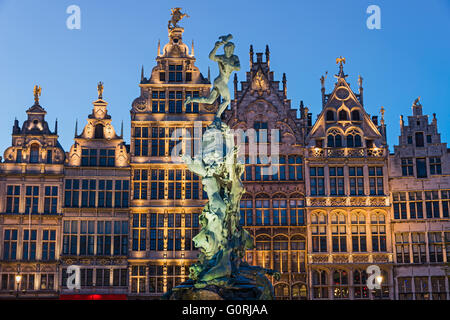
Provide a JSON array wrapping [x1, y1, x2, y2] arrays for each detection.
[[0, 21, 448, 300]]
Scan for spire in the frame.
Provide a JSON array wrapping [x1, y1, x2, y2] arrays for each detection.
[[54, 118, 58, 134], [358, 74, 364, 106], [234, 73, 238, 97], [157, 39, 161, 56], [249, 45, 254, 67], [380, 106, 385, 126], [141, 65, 144, 82], [33, 85, 42, 105], [400, 115, 404, 129], [265, 44, 270, 67], [120, 120, 124, 137], [208, 66, 211, 83], [74, 119, 78, 137], [191, 39, 195, 56], [335, 56, 347, 79], [282, 73, 287, 97]]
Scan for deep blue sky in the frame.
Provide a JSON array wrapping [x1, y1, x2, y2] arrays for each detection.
[[0, 0, 449, 154]]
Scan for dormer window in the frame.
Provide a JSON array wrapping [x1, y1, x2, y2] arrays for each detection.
[[169, 65, 182, 83], [415, 132, 424, 147], [351, 110, 361, 121], [338, 110, 348, 121], [30, 144, 39, 163], [95, 124, 104, 139], [326, 110, 334, 121]]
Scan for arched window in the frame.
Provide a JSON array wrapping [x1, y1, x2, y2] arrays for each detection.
[[255, 193, 270, 226], [327, 129, 342, 148], [30, 143, 39, 163], [346, 129, 362, 147], [312, 270, 328, 299], [338, 110, 348, 121], [351, 110, 361, 121], [331, 213, 347, 252], [353, 269, 369, 299], [273, 235, 289, 273], [333, 269, 349, 299], [326, 110, 335, 121], [292, 283, 307, 300], [255, 235, 271, 269], [290, 235, 306, 273], [95, 124, 104, 139], [274, 283, 290, 300]]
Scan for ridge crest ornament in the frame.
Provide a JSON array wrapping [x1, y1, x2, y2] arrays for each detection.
[[164, 34, 279, 301]]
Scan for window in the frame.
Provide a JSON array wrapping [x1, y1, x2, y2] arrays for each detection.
[[312, 270, 328, 299], [81, 148, 115, 167], [429, 157, 442, 175], [95, 269, 110, 287], [353, 270, 369, 299], [113, 268, 128, 287], [168, 64, 182, 83], [134, 126, 149, 156], [132, 214, 147, 251], [168, 91, 183, 113], [44, 186, 58, 214], [254, 122, 268, 143], [329, 167, 344, 196], [94, 124, 104, 139], [150, 169, 166, 200], [428, 232, 443, 263], [152, 91, 165, 113], [414, 277, 429, 300], [407, 136, 412, 144], [431, 277, 446, 300], [6, 185, 20, 213], [96, 221, 114, 256], [398, 277, 413, 300], [40, 274, 55, 290], [166, 265, 185, 292], [255, 235, 271, 269], [332, 270, 349, 299], [81, 180, 96, 208], [42, 230, 56, 261], [369, 167, 384, 196], [64, 179, 80, 208], [46, 149, 53, 164], [351, 110, 360, 121], [159, 72, 165, 82], [415, 132, 424, 147], [131, 266, 146, 293], [409, 191, 424, 219], [167, 169, 182, 200], [310, 167, 325, 196], [148, 265, 164, 293], [442, 190, 450, 218], [393, 192, 407, 219], [327, 130, 342, 148], [183, 213, 200, 251], [401, 158, 413, 176], [272, 198, 287, 226], [338, 110, 348, 121], [255, 196, 270, 226], [346, 130, 362, 147], [351, 213, 366, 252], [99, 149, 115, 167], [30, 144, 39, 163], [289, 198, 305, 225], [19, 274, 35, 291], [240, 198, 253, 226], [114, 180, 129, 208], [151, 127, 166, 156], [78, 221, 95, 256], [326, 110, 334, 121], [426, 135, 432, 143], [371, 213, 386, 252], [288, 155, 302, 180], [395, 233, 410, 263], [273, 236, 289, 273], [98, 180, 113, 208], [311, 213, 327, 252], [23, 229, 37, 260], [331, 213, 347, 252], [25, 186, 39, 214], [425, 190, 440, 218], [166, 213, 183, 251], [185, 91, 199, 113], [133, 169, 148, 200], [349, 167, 364, 196], [411, 232, 426, 264], [62, 220, 78, 255], [290, 235, 306, 273], [1, 274, 15, 290], [16, 149, 22, 163], [3, 229, 18, 260], [416, 158, 427, 178]]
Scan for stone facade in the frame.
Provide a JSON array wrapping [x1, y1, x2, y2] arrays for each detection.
[[0, 22, 448, 300]]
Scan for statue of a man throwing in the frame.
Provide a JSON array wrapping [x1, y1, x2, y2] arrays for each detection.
[[184, 34, 240, 120]]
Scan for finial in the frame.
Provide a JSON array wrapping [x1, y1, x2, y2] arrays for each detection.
[[400, 115, 404, 128], [191, 39, 195, 56], [380, 106, 385, 125], [208, 66, 211, 83], [320, 71, 328, 88], [97, 81, 104, 100], [168, 8, 189, 30], [33, 85, 42, 104], [120, 120, 124, 137], [55, 118, 58, 134], [74, 119, 78, 137], [335, 56, 347, 79], [250, 44, 254, 66], [413, 96, 421, 106], [282, 73, 287, 96], [265, 44, 270, 66], [358, 75, 363, 88], [141, 65, 144, 82], [157, 39, 161, 56]]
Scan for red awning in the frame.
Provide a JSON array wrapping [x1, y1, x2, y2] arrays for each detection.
[[59, 294, 127, 300]]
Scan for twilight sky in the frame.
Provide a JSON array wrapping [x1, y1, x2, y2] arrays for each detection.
[[0, 0, 449, 154]]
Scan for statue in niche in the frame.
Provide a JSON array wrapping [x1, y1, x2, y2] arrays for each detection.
[[184, 34, 240, 122]]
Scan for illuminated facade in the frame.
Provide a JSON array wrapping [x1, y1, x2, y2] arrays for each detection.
[[0, 23, 448, 300]]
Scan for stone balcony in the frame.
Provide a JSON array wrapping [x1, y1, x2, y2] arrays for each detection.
[[307, 147, 386, 159]]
